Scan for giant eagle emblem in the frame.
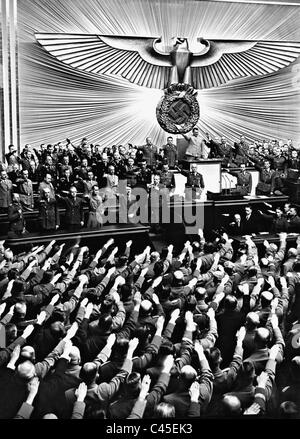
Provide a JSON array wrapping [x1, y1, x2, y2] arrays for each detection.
[[35, 34, 300, 133]]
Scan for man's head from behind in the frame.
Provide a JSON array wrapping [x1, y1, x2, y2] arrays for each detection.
[[245, 312, 260, 330], [111, 338, 129, 361], [5, 323, 17, 344], [69, 346, 81, 366], [14, 301, 27, 320], [80, 362, 98, 385], [254, 327, 270, 349], [17, 360, 36, 381], [206, 347, 222, 371], [49, 321, 66, 339], [154, 402, 175, 418], [98, 313, 113, 332], [20, 346, 36, 363], [221, 395, 242, 417], [224, 295, 238, 311], [140, 300, 153, 317], [279, 401, 299, 419], [180, 365, 197, 387], [125, 372, 142, 396]]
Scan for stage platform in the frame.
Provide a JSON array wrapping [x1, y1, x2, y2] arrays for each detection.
[[168, 194, 289, 233], [0, 194, 290, 240]]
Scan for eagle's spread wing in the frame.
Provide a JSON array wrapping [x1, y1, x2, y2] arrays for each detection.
[[191, 40, 300, 89], [35, 33, 172, 89]]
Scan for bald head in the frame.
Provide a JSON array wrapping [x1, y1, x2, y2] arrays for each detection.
[[69, 346, 81, 365], [141, 300, 152, 313], [255, 327, 270, 348], [21, 346, 36, 362], [17, 361, 36, 380], [80, 362, 98, 385], [246, 312, 260, 328], [222, 395, 242, 416], [14, 302, 27, 319], [181, 365, 197, 385], [43, 414, 58, 419]]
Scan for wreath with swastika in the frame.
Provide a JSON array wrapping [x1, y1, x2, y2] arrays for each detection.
[[156, 84, 200, 134]]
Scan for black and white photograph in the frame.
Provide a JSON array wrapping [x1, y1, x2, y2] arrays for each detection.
[[0, 0, 300, 425]]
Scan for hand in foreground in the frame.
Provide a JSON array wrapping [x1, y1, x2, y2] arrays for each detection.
[[27, 377, 40, 399], [36, 310, 47, 326], [128, 337, 139, 355], [139, 375, 151, 400], [9, 344, 21, 365], [189, 381, 200, 403], [75, 382, 88, 402]]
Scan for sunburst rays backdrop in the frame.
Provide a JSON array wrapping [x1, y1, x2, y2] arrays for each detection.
[[17, 0, 300, 147]]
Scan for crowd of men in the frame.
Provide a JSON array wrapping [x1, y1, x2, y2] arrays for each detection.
[[0, 228, 300, 419], [227, 202, 300, 236], [0, 131, 299, 236]]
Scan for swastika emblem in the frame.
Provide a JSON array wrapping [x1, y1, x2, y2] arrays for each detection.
[[156, 83, 200, 134], [168, 100, 191, 124]]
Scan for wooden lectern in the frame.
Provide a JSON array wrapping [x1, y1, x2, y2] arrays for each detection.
[[181, 158, 223, 194]]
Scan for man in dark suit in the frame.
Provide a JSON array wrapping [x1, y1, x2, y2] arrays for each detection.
[[287, 206, 300, 233], [242, 205, 257, 234], [57, 168, 74, 195], [215, 295, 250, 368], [136, 160, 152, 191], [59, 186, 85, 231], [38, 187, 60, 232], [183, 164, 205, 201]]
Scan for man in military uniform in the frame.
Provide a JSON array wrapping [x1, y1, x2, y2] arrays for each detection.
[[234, 135, 249, 166], [182, 127, 210, 159], [148, 174, 166, 232], [16, 169, 34, 211], [183, 163, 205, 201], [0, 170, 13, 214], [229, 163, 252, 195], [256, 160, 275, 196], [269, 146, 287, 195], [136, 159, 152, 191], [57, 168, 75, 195], [138, 137, 160, 169], [8, 193, 27, 238], [211, 136, 234, 167], [246, 145, 264, 168], [158, 161, 176, 194], [160, 136, 178, 168], [38, 187, 60, 232], [38, 173, 56, 199], [122, 157, 139, 188]]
